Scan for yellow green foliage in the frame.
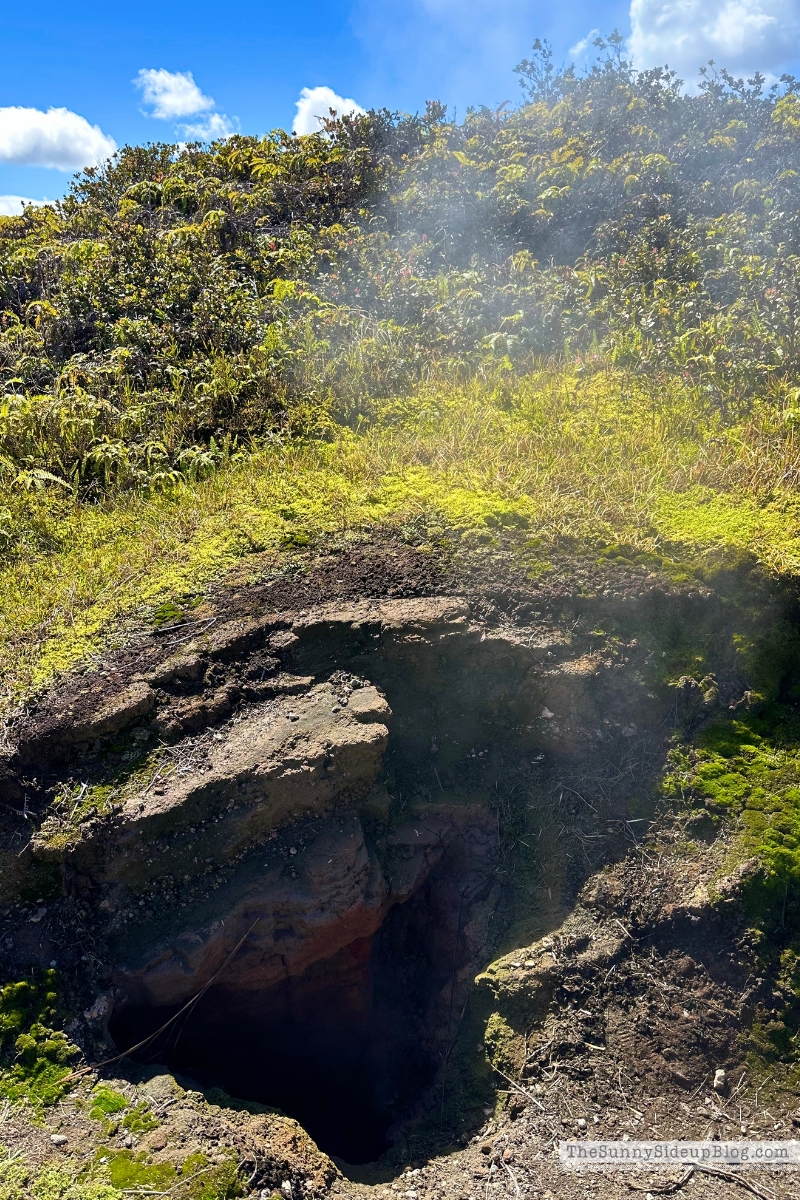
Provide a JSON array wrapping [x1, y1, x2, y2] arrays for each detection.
[[5, 368, 800, 713]]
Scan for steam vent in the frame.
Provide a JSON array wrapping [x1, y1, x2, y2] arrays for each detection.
[[9, 43, 800, 1200], [5, 546, 782, 1196]]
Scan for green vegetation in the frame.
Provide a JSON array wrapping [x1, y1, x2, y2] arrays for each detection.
[[5, 369, 800, 711], [663, 709, 800, 1070], [5, 43, 800, 707], [0, 1145, 240, 1200], [95, 1152, 240, 1200], [0, 1149, 117, 1200], [87, 1086, 127, 1120], [0, 972, 77, 1109]]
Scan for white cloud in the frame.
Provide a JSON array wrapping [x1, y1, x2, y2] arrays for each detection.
[[629, 0, 800, 83], [0, 107, 116, 170], [293, 86, 366, 136], [569, 29, 600, 59], [178, 112, 235, 140], [0, 195, 48, 217], [134, 68, 214, 119]]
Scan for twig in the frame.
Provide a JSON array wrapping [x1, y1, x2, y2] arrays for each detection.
[[491, 1064, 545, 1112], [153, 619, 204, 636], [163, 618, 217, 648], [62, 919, 260, 1082], [500, 1158, 521, 1198], [695, 1165, 776, 1200], [626, 1167, 693, 1194], [69, 783, 88, 819], [627, 1165, 775, 1199], [241, 1156, 260, 1188], [120, 1164, 219, 1197]]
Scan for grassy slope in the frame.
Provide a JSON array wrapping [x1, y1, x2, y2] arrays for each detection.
[[4, 365, 800, 714]]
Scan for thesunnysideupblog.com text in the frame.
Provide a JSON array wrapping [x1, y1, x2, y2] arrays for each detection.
[[559, 1141, 800, 1170]]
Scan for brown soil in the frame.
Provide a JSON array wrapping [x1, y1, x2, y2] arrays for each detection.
[[2, 533, 799, 1200]]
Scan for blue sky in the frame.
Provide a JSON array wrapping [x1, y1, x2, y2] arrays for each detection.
[[1, 0, 799, 209]]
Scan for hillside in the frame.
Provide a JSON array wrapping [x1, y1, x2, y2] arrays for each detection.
[[5, 40, 800, 1200]]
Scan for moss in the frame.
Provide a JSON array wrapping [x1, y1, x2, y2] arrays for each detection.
[[95, 1152, 174, 1193], [39, 747, 164, 849], [662, 705, 800, 1069], [0, 971, 77, 1110], [0, 1151, 118, 1200], [88, 1088, 127, 1121], [483, 1011, 522, 1076], [92, 1152, 241, 1200], [120, 1104, 158, 1135]]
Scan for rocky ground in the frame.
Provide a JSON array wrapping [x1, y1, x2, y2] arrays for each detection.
[[2, 533, 800, 1200]]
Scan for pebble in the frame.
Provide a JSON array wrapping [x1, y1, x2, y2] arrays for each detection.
[[576, 1118, 587, 1130], [50, 1134, 68, 1146], [713, 1069, 727, 1092]]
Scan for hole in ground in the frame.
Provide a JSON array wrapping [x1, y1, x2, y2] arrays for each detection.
[[111, 828, 498, 1165], [106, 607, 668, 1166]]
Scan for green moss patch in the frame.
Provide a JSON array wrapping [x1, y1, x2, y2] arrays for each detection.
[[94, 1152, 241, 1200], [0, 971, 78, 1110]]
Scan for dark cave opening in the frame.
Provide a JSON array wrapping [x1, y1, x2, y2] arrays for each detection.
[[109, 832, 494, 1166]]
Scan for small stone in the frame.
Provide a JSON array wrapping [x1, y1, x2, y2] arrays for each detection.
[[49, 960, 57, 968], [331, 705, 341, 713], [50, 1135, 68, 1146], [287, 712, 299, 722], [576, 1118, 587, 1130], [713, 1068, 727, 1092], [280, 1184, 293, 1198], [541, 707, 554, 719]]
